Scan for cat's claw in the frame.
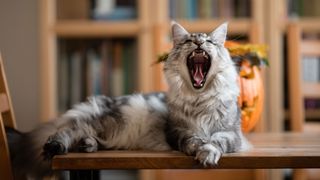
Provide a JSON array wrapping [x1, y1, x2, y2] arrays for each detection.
[[195, 144, 221, 167], [43, 139, 67, 160]]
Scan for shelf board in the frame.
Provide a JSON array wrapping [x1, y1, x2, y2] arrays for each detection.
[[285, 109, 320, 119], [301, 39, 320, 56], [303, 83, 320, 98], [53, 19, 253, 38], [54, 20, 140, 37], [176, 18, 252, 34], [290, 18, 320, 32], [305, 109, 320, 119]]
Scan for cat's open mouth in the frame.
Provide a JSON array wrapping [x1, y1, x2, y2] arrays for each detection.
[[187, 49, 211, 89]]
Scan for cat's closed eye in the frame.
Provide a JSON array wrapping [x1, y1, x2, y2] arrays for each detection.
[[206, 39, 214, 44], [184, 39, 193, 44]]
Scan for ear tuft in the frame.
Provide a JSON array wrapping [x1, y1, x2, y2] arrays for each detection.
[[210, 22, 228, 45], [171, 21, 189, 46]]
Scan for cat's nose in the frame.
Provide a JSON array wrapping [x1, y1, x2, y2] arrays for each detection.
[[194, 36, 205, 46], [194, 39, 204, 46]]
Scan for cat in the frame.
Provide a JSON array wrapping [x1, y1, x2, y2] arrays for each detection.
[[7, 22, 250, 179], [164, 22, 250, 166]]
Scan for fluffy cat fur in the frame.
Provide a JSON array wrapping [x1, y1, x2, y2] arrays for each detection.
[[164, 22, 250, 165], [8, 22, 250, 179]]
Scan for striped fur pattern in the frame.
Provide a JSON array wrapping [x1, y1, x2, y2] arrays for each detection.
[[11, 93, 171, 178], [10, 22, 250, 178], [164, 22, 250, 166]]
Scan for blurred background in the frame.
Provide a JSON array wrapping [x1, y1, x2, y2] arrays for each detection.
[[1, 0, 320, 179]]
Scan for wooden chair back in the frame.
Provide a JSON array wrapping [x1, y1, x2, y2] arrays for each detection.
[[287, 23, 320, 180], [287, 23, 320, 132], [0, 53, 16, 180]]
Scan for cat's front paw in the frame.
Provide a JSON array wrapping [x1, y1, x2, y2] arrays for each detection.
[[78, 137, 98, 153], [43, 138, 67, 160], [195, 144, 222, 167], [184, 138, 204, 155]]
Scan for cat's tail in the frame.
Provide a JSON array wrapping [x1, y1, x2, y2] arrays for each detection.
[[5, 127, 23, 161], [6, 123, 59, 179]]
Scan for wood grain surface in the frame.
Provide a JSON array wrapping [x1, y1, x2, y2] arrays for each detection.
[[52, 133, 320, 170]]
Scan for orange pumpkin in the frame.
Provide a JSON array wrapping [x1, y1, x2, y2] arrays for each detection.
[[225, 41, 266, 132], [238, 66, 264, 132]]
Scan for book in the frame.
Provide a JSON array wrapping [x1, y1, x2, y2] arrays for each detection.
[[57, 41, 70, 112], [234, 0, 250, 17], [287, 0, 320, 18], [92, 0, 115, 18], [69, 51, 84, 106], [169, 0, 250, 19], [219, 0, 234, 18], [176, 0, 186, 19], [100, 40, 112, 95], [87, 48, 103, 96], [185, 0, 197, 19], [197, 0, 207, 19], [57, 0, 90, 19], [122, 40, 136, 94], [211, 0, 219, 18], [202, 0, 212, 19], [302, 56, 319, 82], [111, 41, 124, 96], [91, 0, 136, 20], [287, 0, 300, 17], [169, 0, 177, 19], [57, 38, 138, 111]]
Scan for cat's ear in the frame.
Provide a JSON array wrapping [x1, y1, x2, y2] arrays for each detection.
[[171, 21, 189, 46], [209, 22, 228, 45]]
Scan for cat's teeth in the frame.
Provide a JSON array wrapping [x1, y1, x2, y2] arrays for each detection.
[[192, 51, 195, 57], [203, 51, 206, 56]]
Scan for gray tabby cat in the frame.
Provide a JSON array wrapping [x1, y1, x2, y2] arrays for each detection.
[[9, 22, 250, 179], [165, 22, 250, 166]]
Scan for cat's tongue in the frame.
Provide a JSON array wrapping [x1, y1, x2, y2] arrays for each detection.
[[193, 64, 204, 86]]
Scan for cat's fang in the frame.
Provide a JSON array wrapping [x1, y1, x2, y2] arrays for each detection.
[[193, 82, 204, 87], [187, 49, 211, 89]]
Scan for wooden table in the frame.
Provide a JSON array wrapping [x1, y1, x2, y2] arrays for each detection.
[[52, 133, 320, 179]]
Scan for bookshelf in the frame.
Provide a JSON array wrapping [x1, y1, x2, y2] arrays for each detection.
[[285, 1, 320, 179], [39, 0, 266, 120], [287, 22, 320, 130], [39, 0, 264, 119], [40, 0, 154, 120], [285, 0, 320, 131], [39, 0, 320, 179], [56, 38, 137, 113], [40, 0, 320, 134]]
